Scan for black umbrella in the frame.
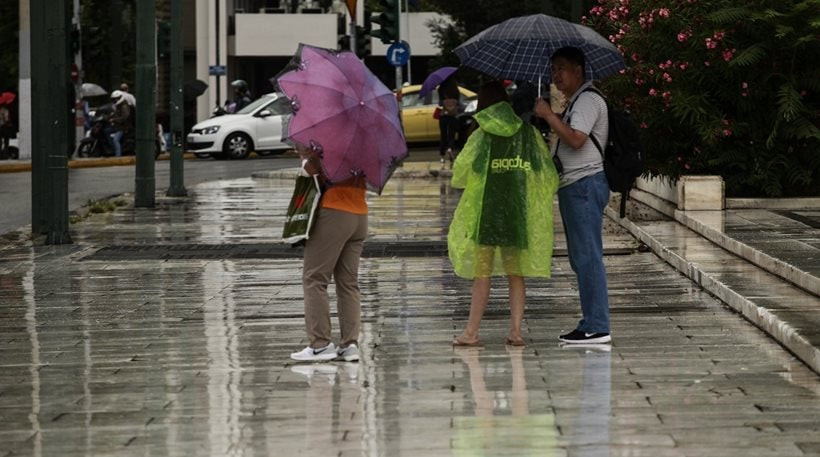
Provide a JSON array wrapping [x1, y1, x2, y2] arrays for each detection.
[[183, 80, 208, 102]]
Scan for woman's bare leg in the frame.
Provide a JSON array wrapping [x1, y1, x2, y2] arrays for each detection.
[[507, 275, 525, 344], [455, 277, 490, 344]]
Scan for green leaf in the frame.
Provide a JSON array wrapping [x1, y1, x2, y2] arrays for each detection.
[[708, 7, 753, 24], [729, 44, 767, 67]]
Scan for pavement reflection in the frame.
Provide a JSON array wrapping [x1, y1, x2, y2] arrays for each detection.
[[453, 346, 559, 456], [1, 170, 820, 456], [562, 345, 612, 457]]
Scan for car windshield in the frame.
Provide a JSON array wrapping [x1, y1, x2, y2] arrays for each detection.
[[235, 96, 274, 115]]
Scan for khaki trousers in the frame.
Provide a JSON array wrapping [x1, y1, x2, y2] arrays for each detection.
[[303, 208, 368, 348]]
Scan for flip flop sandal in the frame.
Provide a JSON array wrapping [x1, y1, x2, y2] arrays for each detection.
[[452, 336, 482, 347], [505, 337, 526, 347]]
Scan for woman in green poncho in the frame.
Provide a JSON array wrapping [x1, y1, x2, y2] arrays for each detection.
[[449, 81, 559, 347]]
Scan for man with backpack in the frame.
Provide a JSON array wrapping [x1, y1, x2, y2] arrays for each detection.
[[533, 46, 612, 344]]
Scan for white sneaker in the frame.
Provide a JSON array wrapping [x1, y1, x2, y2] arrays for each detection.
[[339, 362, 359, 383], [290, 342, 338, 362], [336, 343, 360, 362], [290, 364, 338, 385]]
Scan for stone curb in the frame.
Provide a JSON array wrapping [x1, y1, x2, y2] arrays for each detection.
[[629, 188, 819, 297], [0, 153, 198, 173], [606, 205, 820, 375], [252, 164, 454, 181], [674, 210, 820, 297]]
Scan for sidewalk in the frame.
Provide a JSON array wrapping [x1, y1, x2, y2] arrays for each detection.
[[0, 152, 199, 173], [1, 162, 819, 456]]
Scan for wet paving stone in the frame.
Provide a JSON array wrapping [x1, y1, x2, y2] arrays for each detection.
[[1, 174, 819, 456]]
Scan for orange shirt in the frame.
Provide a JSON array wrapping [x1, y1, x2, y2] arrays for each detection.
[[320, 179, 368, 215]]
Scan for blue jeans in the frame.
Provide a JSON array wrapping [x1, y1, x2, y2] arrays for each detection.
[[558, 172, 610, 334], [110, 130, 123, 157]]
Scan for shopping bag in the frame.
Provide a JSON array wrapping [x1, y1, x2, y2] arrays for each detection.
[[433, 106, 442, 120], [282, 175, 322, 244]]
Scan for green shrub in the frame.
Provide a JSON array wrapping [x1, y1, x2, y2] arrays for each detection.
[[587, 0, 820, 197]]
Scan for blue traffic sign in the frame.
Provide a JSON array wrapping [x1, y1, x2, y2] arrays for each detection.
[[208, 65, 227, 76], [386, 41, 410, 67]]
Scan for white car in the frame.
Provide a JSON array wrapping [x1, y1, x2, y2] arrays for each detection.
[[187, 92, 292, 159]]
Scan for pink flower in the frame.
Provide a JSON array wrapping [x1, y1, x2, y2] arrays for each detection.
[[631, 52, 640, 62], [679, 62, 689, 70], [684, 163, 691, 170], [619, 69, 626, 74], [640, 122, 648, 129], [634, 78, 645, 86], [581, 16, 588, 25], [663, 72, 672, 82], [722, 129, 732, 137], [662, 91, 672, 99], [713, 30, 725, 41], [741, 82, 748, 89], [677, 32, 688, 42], [705, 38, 717, 50], [722, 48, 735, 62], [658, 8, 670, 18], [649, 88, 658, 96], [704, 60, 711, 67]]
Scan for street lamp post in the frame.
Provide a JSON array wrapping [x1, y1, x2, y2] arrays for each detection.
[[166, 0, 187, 197], [135, 0, 156, 208], [30, 0, 71, 244]]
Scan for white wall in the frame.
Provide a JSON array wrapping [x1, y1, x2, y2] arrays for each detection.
[[231, 14, 339, 56], [371, 12, 448, 57], [229, 11, 449, 58], [196, 0, 230, 122]]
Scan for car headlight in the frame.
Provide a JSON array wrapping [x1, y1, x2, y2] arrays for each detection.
[[201, 126, 220, 135]]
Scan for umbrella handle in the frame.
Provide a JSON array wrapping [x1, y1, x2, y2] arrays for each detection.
[[538, 75, 541, 98]]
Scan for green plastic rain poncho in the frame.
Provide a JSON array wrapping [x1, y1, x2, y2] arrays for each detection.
[[447, 101, 559, 279]]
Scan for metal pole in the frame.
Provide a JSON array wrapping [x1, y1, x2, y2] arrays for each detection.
[[30, 0, 71, 243], [109, 0, 123, 90], [394, 0, 402, 91], [403, 0, 410, 84], [215, 0, 221, 105], [73, 0, 84, 153], [350, 18, 356, 55], [135, 0, 156, 207], [167, 0, 187, 197]]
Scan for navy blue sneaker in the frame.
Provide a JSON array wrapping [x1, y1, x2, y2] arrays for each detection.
[[559, 329, 611, 344]]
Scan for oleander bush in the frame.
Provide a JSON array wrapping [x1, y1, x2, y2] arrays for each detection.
[[587, 0, 820, 197]]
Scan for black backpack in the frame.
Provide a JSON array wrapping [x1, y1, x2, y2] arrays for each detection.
[[582, 87, 645, 218]]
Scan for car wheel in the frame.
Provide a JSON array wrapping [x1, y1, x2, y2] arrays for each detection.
[[223, 132, 252, 160]]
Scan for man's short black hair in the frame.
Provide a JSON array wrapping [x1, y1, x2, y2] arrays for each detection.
[[551, 46, 586, 70]]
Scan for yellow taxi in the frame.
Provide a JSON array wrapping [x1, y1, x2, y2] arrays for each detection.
[[400, 84, 477, 143]]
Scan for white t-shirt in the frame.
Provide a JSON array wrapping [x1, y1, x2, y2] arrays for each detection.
[[555, 82, 608, 188]]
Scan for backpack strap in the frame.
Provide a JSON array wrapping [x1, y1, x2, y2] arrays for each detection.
[[556, 86, 606, 156], [581, 87, 607, 158]]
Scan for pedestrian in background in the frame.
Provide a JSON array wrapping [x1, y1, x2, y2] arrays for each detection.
[[534, 46, 612, 344], [0, 99, 13, 157], [290, 143, 367, 363], [448, 80, 559, 347], [437, 75, 461, 165], [119, 83, 136, 108], [109, 90, 133, 157]]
